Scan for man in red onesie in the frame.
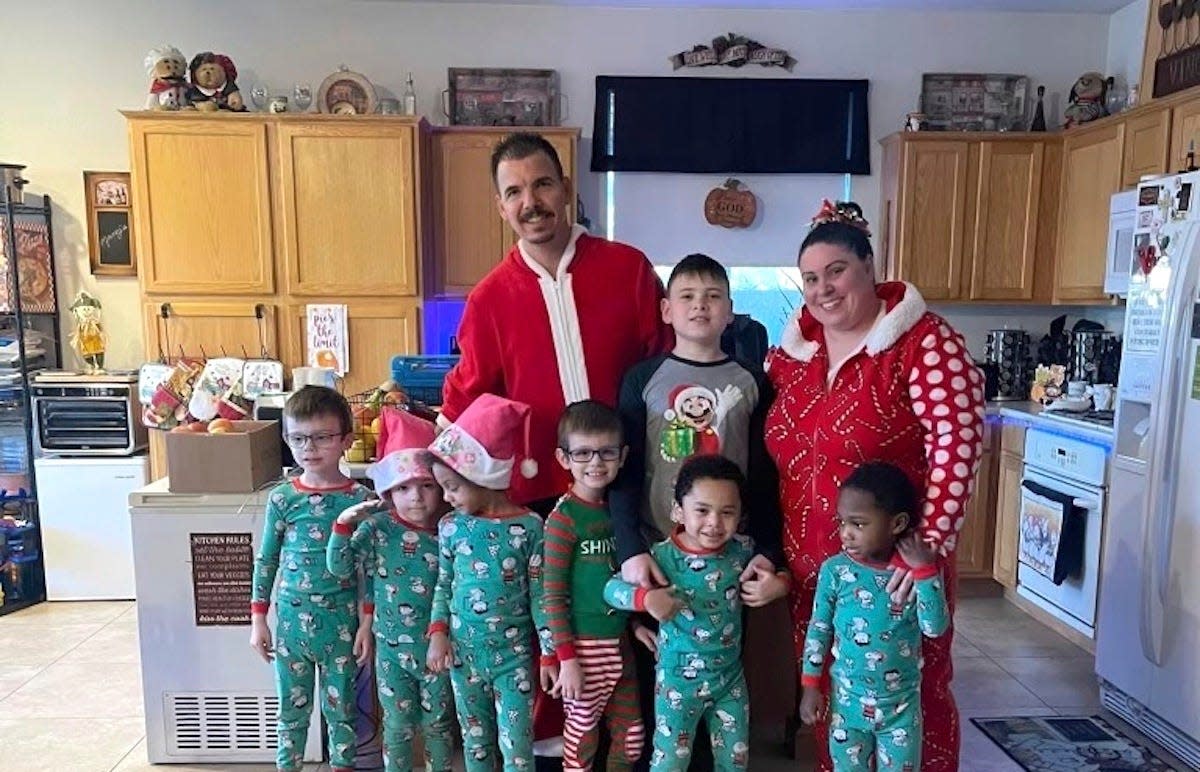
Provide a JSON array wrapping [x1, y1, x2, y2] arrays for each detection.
[[440, 132, 672, 770], [440, 132, 671, 516]]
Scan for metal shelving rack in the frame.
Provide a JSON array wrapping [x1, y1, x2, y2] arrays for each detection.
[[0, 193, 61, 616]]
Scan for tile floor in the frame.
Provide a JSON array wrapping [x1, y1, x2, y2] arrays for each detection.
[[0, 596, 1180, 771]]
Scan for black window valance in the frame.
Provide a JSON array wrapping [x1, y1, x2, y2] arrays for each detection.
[[591, 75, 870, 175]]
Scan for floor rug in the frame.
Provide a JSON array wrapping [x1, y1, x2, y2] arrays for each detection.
[[970, 714, 1183, 771]]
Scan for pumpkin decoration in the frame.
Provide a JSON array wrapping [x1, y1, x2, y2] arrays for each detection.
[[704, 178, 757, 229]]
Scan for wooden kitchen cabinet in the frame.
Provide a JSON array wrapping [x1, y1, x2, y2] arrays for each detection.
[[1054, 122, 1126, 302], [957, 422, 997, 580], [276, 121, 422, 297], [128, 116, 274, 295], [284, 299, 420, 396], [1169, 96, 1200, 176], [1122, 107, 1171, 189], [880, 133, 1057, 303], [993, 422, 1027, 588], [880, 138, 970, 301], [967, 141, 1044, 301], [428, 126, 579, 295]]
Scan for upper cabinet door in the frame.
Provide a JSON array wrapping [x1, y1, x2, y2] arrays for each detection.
[[1169, 97, 1200, 176], [130, 118, 274, 294], [1055, 123, 1126, 302], [895, 141, 970, 301], [968, 141, 1044, 301], [277, 122, 419, 297], [431, 132, 508, 295], [1123, 107, 1171, 189]]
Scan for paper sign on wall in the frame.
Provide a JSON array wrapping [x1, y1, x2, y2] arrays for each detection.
[[190, 532, 253, 627], [306, 304, 349, 376]]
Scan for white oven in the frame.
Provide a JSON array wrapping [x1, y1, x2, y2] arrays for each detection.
[[1016, 428, 1107, 638]]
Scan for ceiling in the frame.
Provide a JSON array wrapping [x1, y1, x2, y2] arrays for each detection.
[[390, 0, 1133, 12]]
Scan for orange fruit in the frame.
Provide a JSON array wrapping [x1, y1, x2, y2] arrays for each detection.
[[208, 418, 235, 434]]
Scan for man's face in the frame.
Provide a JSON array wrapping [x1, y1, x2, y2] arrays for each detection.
[[494, 151, 571, 246]]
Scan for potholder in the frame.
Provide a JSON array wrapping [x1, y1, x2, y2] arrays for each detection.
[[144, 359, 204, 429], [138, 362, 173, 405], [242, 359, 285, 400], [188, 358, 244, 421]]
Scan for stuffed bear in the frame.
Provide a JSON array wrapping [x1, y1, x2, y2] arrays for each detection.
[[144, 45, 189, 110], [1063, 72, 1108, 129], [187, 52, 245, 112]]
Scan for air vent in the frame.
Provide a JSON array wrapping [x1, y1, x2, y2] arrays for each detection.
[[1101, 685, 1200, 769], [165, 692, 279, 755]]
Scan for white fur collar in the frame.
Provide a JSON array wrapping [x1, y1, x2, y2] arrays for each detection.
[[519, 224, 587, 280], [779, 282, 927, 362]]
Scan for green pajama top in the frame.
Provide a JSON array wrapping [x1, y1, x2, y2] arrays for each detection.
[[251, 478, 374, 613], [800, 552, 950, 699]]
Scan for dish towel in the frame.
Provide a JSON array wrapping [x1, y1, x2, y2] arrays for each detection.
[[1018, 479, 1086, 585]]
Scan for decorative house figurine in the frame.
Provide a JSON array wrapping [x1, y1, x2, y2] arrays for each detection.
[[187, 52, 245, 112], [1063, 72, 1108, 129], [69, 291, 106, 373], [143, 45, 189, 110]]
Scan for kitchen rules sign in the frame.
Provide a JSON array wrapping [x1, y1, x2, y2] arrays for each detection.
[[306, 304, 348, 376]]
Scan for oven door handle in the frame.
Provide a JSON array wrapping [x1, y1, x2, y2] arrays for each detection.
[[1071, 497, 1099, 511]]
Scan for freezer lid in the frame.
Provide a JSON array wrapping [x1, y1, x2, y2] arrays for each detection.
[[129, 476, 272, 510]]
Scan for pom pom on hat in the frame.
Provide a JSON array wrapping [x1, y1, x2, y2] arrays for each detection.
[[520, 458, 538, 479]]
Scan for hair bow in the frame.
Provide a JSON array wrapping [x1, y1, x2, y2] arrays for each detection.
[[809, 198, 871, 237]]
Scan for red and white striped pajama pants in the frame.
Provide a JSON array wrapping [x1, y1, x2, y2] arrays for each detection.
[[562, 636, 645, 772]]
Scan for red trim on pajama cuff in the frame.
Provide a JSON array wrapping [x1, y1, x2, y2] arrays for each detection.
[[250, 601, 269, 614]]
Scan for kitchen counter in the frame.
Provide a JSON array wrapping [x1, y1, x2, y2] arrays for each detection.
[[987, 400, 1114, 447]]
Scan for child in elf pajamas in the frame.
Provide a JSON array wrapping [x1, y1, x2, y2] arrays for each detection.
[[542, 400, 648, 771], [327, 408, 453, 772], [250, 386, 374, 772], [799, 461, 950, 772], [424, 393, 553, 772], [604, 455, 790, 771]]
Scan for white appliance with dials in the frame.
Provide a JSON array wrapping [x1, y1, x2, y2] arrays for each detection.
[[1098, 172, 1200, 768], [36, 454, 148, 600]]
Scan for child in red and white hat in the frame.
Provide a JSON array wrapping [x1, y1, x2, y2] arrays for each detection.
[[327, 408, 454, 771], [423, 393, 553, 772]]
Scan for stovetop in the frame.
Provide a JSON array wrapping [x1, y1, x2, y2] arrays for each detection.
[[1042, 408, 1114, 430]]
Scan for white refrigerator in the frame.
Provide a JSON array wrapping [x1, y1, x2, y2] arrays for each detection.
[[1098, 171, 1200, 768]]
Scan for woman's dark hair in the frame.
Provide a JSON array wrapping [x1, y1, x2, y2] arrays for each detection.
[[800, 221, 874, 262], [673, 454, 746, 507], [841, 461, 919, 534]]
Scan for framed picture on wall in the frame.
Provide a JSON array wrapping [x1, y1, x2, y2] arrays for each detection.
[[84, 170, 136, 277]]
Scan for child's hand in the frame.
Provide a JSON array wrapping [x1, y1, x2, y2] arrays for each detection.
[[644, 587, 683, 622], [426, 632, 452, 674], [338, 500, 382, 527], [353, 619, 374, 666], [555, 658, 583, 702], [740, 563, 790, 607], [539, 661, 559, 694], [896, 533, 938, 569], [632, 620, 659, 661], [249, 617, 274, 663], [621, 554, 668, 589], [799, 685, 826, 726]]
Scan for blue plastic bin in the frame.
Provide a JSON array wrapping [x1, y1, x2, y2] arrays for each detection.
[[390, 355, 460, 406]]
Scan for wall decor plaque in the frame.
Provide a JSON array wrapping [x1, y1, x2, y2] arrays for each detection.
[[447, 68, 560, 126]]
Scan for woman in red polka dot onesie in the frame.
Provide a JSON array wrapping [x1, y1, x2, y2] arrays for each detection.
[[763, 200, 985, 771]]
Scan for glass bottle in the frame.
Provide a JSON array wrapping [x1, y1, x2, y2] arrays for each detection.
[[403, 73, 417, 116]]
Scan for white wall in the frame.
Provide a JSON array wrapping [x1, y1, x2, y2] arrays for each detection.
[[1, 0, 1113, 368], [1106, 0, 1149, 96]]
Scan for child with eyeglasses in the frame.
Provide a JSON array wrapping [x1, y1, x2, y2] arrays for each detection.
[[250, 385, 374, 772], [540, 400, 647, 771]]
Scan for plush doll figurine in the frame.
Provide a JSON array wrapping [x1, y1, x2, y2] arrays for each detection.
[[187, 52, 246, 112], [143, 45, 189, 110], [1063, 72, 1109, 129], [69, 291, 106, 374]]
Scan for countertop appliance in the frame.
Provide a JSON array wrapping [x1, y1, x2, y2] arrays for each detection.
[[31, 371, 146, 456], [36, 455, 148, 600], [1097, 171, 1200, 768], [985, 329, 1030, 401], [130, 480, 321, 764]]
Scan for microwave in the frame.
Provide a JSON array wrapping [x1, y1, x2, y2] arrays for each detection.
[[1105, 189, 1137, 296], [32, 380, 147, 456]]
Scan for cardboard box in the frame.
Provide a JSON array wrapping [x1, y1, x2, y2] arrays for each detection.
[[166, 420, 283, 494]]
